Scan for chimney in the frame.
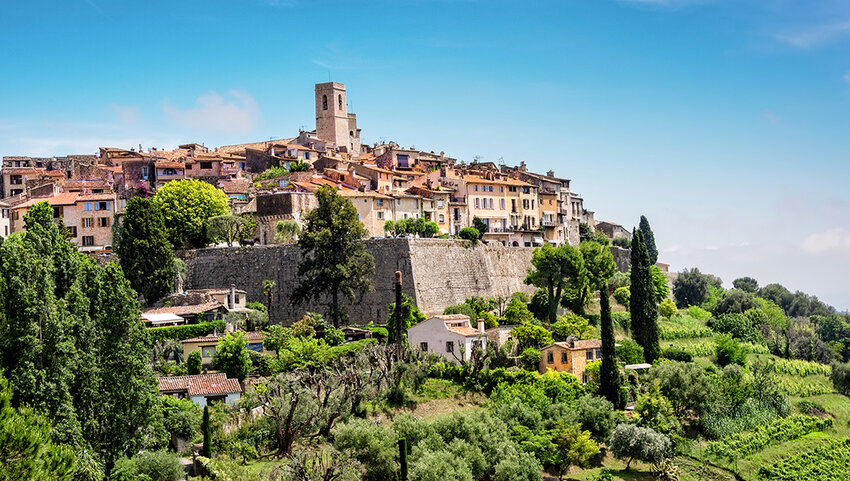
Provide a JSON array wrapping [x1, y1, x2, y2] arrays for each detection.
[[547, 170, 555, 177], [229, 284, 236, 309], [478, 319, 485, 333]]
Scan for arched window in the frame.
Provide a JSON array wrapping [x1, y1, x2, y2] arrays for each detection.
[[322, 95, 328, 110], [338, 94, 343, 110]]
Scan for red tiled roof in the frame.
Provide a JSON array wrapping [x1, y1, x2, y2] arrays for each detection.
[[143, 301, 223, 317], [546, 340, 602, 351], [430, 314, 470, 321], [158, 373, 242, 396], [13, 192, 79, 209], [220, 180, 251, 194], [3, 167, 43, 175], [448, 327, 485, 337], [182, 330, 265, 344], [155, 161, 185, 169]]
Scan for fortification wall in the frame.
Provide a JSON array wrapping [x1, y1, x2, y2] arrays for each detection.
[[181, 239, 536, 325]]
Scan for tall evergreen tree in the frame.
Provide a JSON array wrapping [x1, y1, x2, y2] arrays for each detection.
[[524, 244, 585, 323], [291, 185, 375, 327], [581, 241, 622, 407], [116, 197, 176, 304], [639, 215, 658, 265], [0, 202, 159, 474], [630, 230, 660, 362], [201, 405, 211, 458]]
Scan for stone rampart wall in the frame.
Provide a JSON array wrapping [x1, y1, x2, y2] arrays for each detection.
[[180, 239, 536, 325]]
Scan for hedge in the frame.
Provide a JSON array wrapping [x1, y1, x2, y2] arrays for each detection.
[[147, 320, 226, 343]]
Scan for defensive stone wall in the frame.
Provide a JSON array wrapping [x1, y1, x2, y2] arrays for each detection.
[[181, 238, 536, 325]]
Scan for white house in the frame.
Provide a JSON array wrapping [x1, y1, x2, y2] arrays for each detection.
[[158, 373, 242, 407], [407, 314, 488, 362]]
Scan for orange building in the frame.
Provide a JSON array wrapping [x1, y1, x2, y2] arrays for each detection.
[[538, 338, 603, 382]]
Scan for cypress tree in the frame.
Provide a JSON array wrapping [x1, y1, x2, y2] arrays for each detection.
[[630, 230, 660, 362], [116, 197, 176, 304], [599, 284, 623, 408], [639, 215, 658, 265], [202, 405, 211, 458]]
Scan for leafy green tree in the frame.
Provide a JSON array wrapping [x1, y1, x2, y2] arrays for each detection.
[[187, 350, 202, 375], [211, 332, 253, 381], [616, 340, 644, 365], [132, 450, 184, 481], [528, 289, 550, 321], [275, 219, 301, 244], [458, 227, 481, 242], [650, 265, 669, 303], [0, 376, 76, 480], [0, 202, 160, 472], [291, 185, 375, 327], [758, 283, 795, 313], [609, 423, 670, 470], [263, 325, 293, 356], [383, 219, 396, 237], [525, 244, 585, 323], [511, 324, 553, 351], [613, 286, 630, 307], [207, 214, 248, 247], [551, 314, 595, 340], [153, 179, 230, 248], [659, 298, 677, 319], [422, 221, 440, 238], [733, 276, 759, 293], [714, 334, 748, 367], [715, 289, 759, 315], [548, 423, 600, 481], [672, 268, 718, 308], [630, 230, 660, 362], [634, 381, 680, 436], [649, 362, 716, 418], [263, 279, 276, 315], [160, 396, 199, 450], [387, 294, 426, 342], [830, 361, 850, 396], [473, 216, 489, 234], [116, 197, 176, 304], [504, 297, 534, 324], [639, 215, 658, 265], [443, 303, 478, 320]]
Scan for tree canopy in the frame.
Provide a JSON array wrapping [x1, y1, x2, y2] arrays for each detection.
[[153, 179, 230, 248], [0, 202, 160, 473], [116, 197, 176, 304], [630, 230, 660, 363], [291, 185, 375, 327], [525, 244, 584, 323], [638, 216, 658, 265]]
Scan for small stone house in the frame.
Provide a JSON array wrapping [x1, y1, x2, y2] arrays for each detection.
[[182, 331, 266, 367], [407, 314, 487, 362], [538, 337, 603, 382], [158, 373, 242, 407]]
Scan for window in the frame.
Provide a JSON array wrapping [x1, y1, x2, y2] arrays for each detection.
[[83, 218, 93, 228], [247, 343, 264, 352], [561, 352, 568, 363], [163, 168, 177, 175], [52, 206, 62, 218], [338, 94, 343, 110], [98, 217, 109, 228], [595, 349, 602, 360], [474, 185, 479, 192], [522, 187, 530, 194], [547, 351, 554, 363], [322, 94, 328, 110], [1, 209, 6, 218], [500, 186, 504, 193], [396, 199, 401, 206], [438, 214, 444, 223], [397, 154, 409, 168], [437, 199, 444, 208], [531, 200, 535, 209], [488, 198, 493, 209], [141, 167, 148, 179], [82, 236, 94, 247], [403, 213, 408, 219], [474, 198, 479, 208], [9, 175, 22, 185], [305, 152, 312, 160], [200, 162, 213, 170], [84, 202, 93, 211], [446, 341, 454, 353], [420, 342, 428, 352], [376, 211, 383, 220], [489, 185, 494, 192], [201, 346, 216, 358], [376, 199, 384, 206], [500, 199, 505, 210], [509, 186, 517, 192], [10, 189, 22, 196], [67, 226, 77, 238], [586, 350, 593, 361]]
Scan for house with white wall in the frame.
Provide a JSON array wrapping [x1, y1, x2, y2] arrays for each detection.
[[158, 373, 242, 407], [407, 314, 487, 362]]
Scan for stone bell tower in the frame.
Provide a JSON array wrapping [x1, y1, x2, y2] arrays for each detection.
[[315, 82, 360, 156]]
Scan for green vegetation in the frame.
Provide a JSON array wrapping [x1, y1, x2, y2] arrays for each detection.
[[630, 230, 660, 362], [207, 213, 256, 246], [290, 185, 375, 327], [274, 219, 300, 244], [153, 178, 230, 248], [758, 438, 850, 481], [147, 320, 226, 342], [116, 196, 176, 304], [638, 215, 658, 265], [707, 415, 832, 459]]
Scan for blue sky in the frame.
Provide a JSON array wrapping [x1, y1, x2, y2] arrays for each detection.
[[2, 0, 849, 309]]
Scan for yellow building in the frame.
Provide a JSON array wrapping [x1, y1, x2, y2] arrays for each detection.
[[182, 331, 266, 367], [339, 189, 393, 238], [538, 338, 603, 382]]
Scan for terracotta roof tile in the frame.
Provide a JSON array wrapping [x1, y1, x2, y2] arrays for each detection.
[[448, 327, 485, 337], [143, 301, 224, 317], [158, 373, 242, 396], [182, 331, 265, 344]]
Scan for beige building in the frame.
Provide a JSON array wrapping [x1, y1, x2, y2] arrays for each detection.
[[182, 331, 266, 366], [538, 338, 603, 382], [339, 190, 392, 237], [0, 200, 9, 238], [315, 82, 361, 156], [10, 192, 116, 250]]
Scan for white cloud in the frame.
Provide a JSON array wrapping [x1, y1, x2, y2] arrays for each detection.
[[163, 90, 261, 134], [774, 21, 850, 48], [110, 104, 139, 124], [802, 228, 850, 257]]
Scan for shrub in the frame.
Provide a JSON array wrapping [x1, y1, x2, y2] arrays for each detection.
[[687, 305, 712, 321], [609, 424, 670, 470], [551, 314, 595, 341], [504, 297, 534, 325], [616, 339, 644, 365], [443, 303, 478, 320], [148, 321, 226, 343], [613, 287, 630, 308], [659, 298, 677, 319], [565, 394, 621, 440], [612, 236, 631, 248], [831, 361, 850, 396], [511, 324, 553, 351], [133, 450, 183, 481], [333, 419, 397, 481], [245, 301, 267, 313], [709, 313, 762, 344], [611, 311, 631, 332], [715, 289, 760, 315], [409, 449, 474, 481], [519, 347, 541, 371], [659, 348, 692, 363], [187, 350, 202, 375], [458, 227, 481, 243], [715, 335, 748, 367], [796, 400, 826, 416], [649, 361, 716, 418]]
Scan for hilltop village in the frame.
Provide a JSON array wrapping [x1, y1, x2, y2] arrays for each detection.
[[0, 81, 623, 250], [4, 82, 850, 481]]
